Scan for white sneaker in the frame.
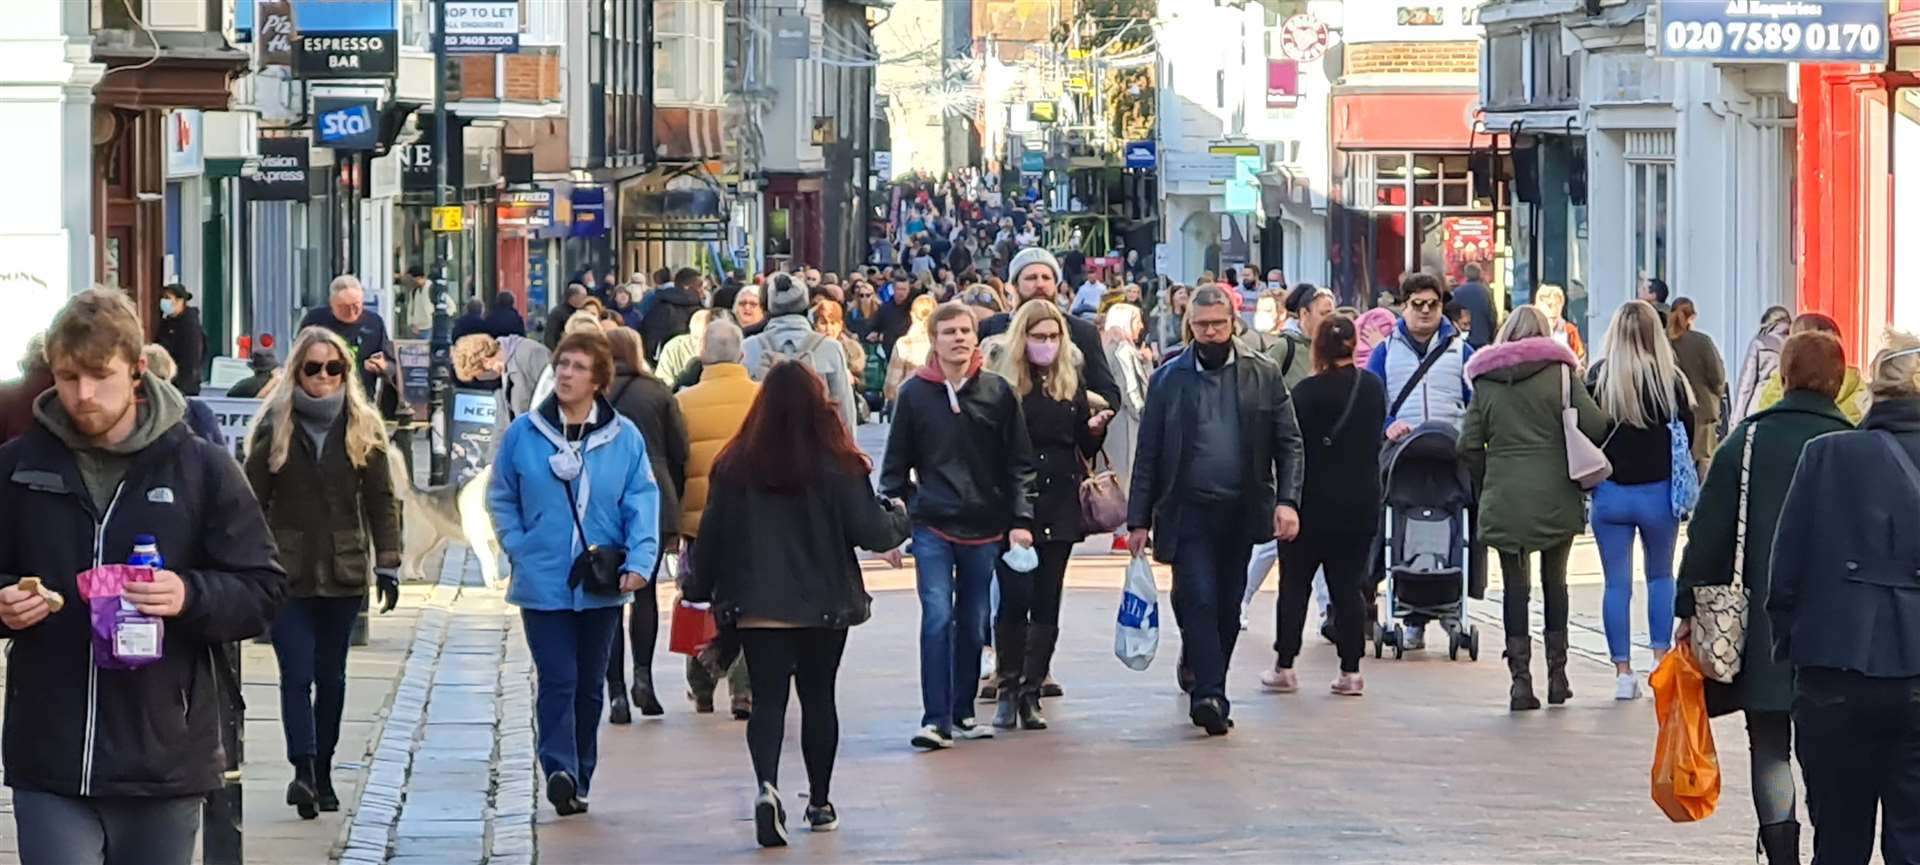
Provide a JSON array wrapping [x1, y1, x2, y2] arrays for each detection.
[[980, 647, 996, 679], [910, 724, 953, 750], [1614, 672, 1641, 701], [1238, 602, 1251, 631], [951, 719, 995, 740]]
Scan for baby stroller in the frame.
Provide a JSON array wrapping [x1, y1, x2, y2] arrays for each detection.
[[1374, 421, 1480, 661]]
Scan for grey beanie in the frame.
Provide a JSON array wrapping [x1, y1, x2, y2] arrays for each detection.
[[1008, 246, 1061, 284], [767, 273, 810, 316]]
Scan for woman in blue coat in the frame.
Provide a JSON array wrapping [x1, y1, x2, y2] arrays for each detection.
[[488, 331, 661, 817]]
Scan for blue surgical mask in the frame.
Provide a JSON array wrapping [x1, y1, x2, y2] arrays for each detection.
[[159, 299, 176, 316]]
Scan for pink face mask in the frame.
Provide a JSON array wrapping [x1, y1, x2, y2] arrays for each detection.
[[1026, 339, 1060, 367]]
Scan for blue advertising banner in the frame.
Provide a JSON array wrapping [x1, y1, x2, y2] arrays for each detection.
[[314, 97, 379, 150], [1124, 140, 1156, 170], [1656, 0, 1888, 63], [1019, 151, 1046, 174], [289, 0, 395, 31]]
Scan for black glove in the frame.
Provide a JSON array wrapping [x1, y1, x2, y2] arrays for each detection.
[[375, 569, 400, 614]]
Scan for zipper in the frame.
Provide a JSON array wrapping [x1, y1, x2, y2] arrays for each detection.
[[79, 480, 127, 798]]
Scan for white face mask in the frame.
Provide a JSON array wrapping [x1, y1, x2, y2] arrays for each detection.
[[1267, 281, 1282, 292], [159, 299, 176, 316], [1254, 312, 1278, 333]]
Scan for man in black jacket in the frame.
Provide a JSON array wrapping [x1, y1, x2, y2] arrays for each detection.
[[639, 268, 706, 365], [153, 284, 203, 396], [1125, 285, 1304, 736], [0, 288, 285, 864], [881, 302, 1036, 751], [543, 283, 590, 351], [299, 275, 397, 409], [978, 247, 1121, 410]]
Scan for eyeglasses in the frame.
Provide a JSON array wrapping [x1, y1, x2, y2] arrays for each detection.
[[1408, 299, 1442, 313], [302, 360, 347, 378], [1189, 318, 1234, 333]]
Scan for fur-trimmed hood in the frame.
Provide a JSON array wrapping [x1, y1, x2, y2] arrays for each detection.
[[1464, 336, 1579, 383]]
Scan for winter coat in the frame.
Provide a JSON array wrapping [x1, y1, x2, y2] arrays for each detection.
[[685, 466, 910, 629], [981, 310, 1122, 410], [1127, 340, 1305, 565], [1365, 318, 1475, 433], [245, 415, 403, 598], [608, 363, 690, 539], [224, 371, 273, 400], [155, 306, 205, 396], [492, 335, 551, 433], [1015, 382, 1105, 544], [654, 333, 701, 390], [1459, 337, 1609, 554], [486, 395, 662, 611], [1769, 398, 1920, 678], [1678, 390, 1851, 716], [1670, 329, 1727, 425], [675, 363, 759, 539], [742, 315, 859, 433], [638, 286, 705, 365], [1754, 367, 1868, 426], [1102, 340, 1148, 493], [1733, 321, 1788, 421], [879, 355, 1037, 541], [542, 303, 576, 351], [0, 401, 285, 797], [1264, 327, 1313, 393], [1291, 364, 1387, 538]]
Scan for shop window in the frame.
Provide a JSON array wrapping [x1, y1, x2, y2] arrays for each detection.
[[1628, 160, 1674, 288], [656, 0, 722, 105]]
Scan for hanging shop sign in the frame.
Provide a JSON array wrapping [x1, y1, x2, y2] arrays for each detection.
[[244, 137, 311, 201], [400, 114, 465, 192], [872, 151, 894, 181], [1020, 150, 1046, 174], [1656, 0, 1888, 63], [432, 206, 466, 232], [165, 110, 204, 178], [444, 0, 521, 54], [496, 189, 554, 230], [1028, 101, 1057, 124], [257, 1, 295, 67], [314, 97, 379, 150], [290, 0, 397, 78], [1123, 140, 1156, 170], [569, 186, 608, 237], [1266, 60, 1301, 108]]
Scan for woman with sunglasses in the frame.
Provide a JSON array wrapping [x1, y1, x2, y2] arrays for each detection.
[[244, 327, 403, 819]]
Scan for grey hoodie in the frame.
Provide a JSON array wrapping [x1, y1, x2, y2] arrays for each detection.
[[33, 371, 187, 510]]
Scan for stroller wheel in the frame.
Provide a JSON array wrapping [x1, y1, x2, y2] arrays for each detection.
[[1373, 624, 1386, 659], [1447, 630, 1461, 661], [1467, 626, 1482, 662], [1390, 626, 1406, 659]]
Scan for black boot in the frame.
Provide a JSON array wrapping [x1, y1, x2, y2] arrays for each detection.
[[1758, 821, 1800, 865], [1545, 631, 1573, 705], [606, 655, 632, 724], [1505, 636, 1541, 711], [631, 665, 664, 717], [1025, 624, 1060, 702], [1017, 686, 1048, 730], [991, 619, 1028, 729], [315, 753, 340, 812], [287, 757, 319, 820]]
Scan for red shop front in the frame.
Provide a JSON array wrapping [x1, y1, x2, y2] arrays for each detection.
[[1797, 1, 1920, 361]]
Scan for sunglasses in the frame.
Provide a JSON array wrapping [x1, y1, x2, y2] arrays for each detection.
[[302, 360, 348, 378], [1408, 299, 1442, 313]]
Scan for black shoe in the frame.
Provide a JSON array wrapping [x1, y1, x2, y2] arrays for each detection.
[[632, 681, 664, 717], [1189, 697, 1231, 736], [731, 696, 753, 721], [1039, 677, 1063, 698], [977, 681, 998, 702], [608, 694, 633, 725], [991, 689, 1019, 730], [287, 758, 319, 820], [1320, 620, 1339, 646], [806, 802, 839, 833], [688, 689, 715, 714], [315, 763, 340, 813], [754, 782, 789, 848], [1017, 689, 1048, 731], [547, 771, 586, 816], [1758, 820, 1800, 865]]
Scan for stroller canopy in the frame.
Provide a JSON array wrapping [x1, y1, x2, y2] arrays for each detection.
[[1381, 422, 1474, 511]]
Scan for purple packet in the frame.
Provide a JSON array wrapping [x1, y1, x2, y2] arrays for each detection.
[[77, 565, 164, 670]]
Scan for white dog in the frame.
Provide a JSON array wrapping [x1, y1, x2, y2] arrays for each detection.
[[386, 449, 504, 588]]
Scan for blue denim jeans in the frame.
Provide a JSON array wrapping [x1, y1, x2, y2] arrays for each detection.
[[912, 526, 998, 732], [270, 595, 363, 762], [1590, 479, 1678, 663], [522, 606, 622, 796], [1170, 500, 1253, 712]]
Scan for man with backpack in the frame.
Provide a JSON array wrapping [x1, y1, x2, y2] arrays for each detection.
[[742, 273, 859, 432]]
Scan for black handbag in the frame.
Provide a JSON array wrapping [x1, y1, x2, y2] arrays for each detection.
[[564, 477, 627, 596]]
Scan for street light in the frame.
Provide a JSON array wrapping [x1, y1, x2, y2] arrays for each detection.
[[428, 0, 453, 486]]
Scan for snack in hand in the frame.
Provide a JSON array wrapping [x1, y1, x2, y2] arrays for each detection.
[[15, 577, 65, 613]]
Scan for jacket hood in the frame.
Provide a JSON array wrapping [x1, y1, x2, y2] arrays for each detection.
[[760, 314, 817, 341], [1860, 396, 1920, 433], [915, 349, 984, 384], [33, 371, 186, 455], [1464, 337, 1578, 382], [653, 286, 704, 308], [531, 392, 624, 453]]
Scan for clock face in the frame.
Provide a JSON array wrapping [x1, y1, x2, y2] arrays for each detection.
[[1281, 14, 1331, 62]]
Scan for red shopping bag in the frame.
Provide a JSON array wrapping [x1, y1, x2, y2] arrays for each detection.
[[1650, 643, 1721, 822], [669, 601, 718, 656]]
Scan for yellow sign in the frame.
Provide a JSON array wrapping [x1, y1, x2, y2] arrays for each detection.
[[431, 206, 464, 232], [1067, 74, 1090, 93], [1208, 144, 1261, 157]]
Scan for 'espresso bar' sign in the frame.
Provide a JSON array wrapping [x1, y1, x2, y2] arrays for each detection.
[[295, 31, 398, 78]]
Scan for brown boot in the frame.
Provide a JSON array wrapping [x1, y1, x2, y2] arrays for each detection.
[[1545, 631, 1573, 705], [1506, 636, 1541, 711]]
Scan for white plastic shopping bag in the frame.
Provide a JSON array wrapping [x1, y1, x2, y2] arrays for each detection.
[[1114, 555, 1160, 671]]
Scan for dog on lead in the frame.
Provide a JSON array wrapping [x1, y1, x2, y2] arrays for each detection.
[[384, 448, 504, 588]]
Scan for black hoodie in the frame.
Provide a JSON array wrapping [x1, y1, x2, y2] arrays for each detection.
[[638, 286, 705, 365]]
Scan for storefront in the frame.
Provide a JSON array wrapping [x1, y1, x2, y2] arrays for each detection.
[[390, 112, 502, 336], [1799, 2, 1920, 360], [617, 166, 729, 278], [1328, 91, 1507, 307]]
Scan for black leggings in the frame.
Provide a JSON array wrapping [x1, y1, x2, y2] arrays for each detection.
[[605, 576, 660, 690], [1747, 710, 1797, 827], [1276, 532, 1371, 674], [739, 628, 848, 803], [996, 540, 1072, 629], [1498, 541, 1573, 636]]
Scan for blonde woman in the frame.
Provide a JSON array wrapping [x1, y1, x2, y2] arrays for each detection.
[[653, 307, 712, 389], [1101, 303, 1148, 551], [244, 327, 402, 819], [1590, 300, 1694, 699], [883, 294, 938, 406], [984, 299, 1112, 730], [1534, 284, 1587, 362]]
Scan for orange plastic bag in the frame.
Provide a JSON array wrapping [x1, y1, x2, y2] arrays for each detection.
[[1650, 643, 1720, 822]]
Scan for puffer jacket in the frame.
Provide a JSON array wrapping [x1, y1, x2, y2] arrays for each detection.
[[675, 363, 759, 539], [1459, 337, 1609, 554], [245, 415, 402, 598], [608, 363, 689, 539], [879, 352, 1036, 541]]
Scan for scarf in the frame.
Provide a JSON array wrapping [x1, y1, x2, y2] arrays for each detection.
[[291, 386, 346, 457]]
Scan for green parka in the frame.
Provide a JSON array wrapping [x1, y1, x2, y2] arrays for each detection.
[[1458, 337, 1608, 554]]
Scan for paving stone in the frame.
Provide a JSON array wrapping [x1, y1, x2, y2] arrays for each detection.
[[424, 690, 498, 725], [392, 818, 486, 839], [398, 790, 488, 821], [417, 724, 495, 754]]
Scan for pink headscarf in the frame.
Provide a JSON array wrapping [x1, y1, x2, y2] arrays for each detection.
[[1352, 308, 1398, 368]]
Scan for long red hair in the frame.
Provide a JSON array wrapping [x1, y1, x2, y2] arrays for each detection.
[[712, 361, 870, 493]]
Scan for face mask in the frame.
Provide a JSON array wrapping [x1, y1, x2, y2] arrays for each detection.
[[159, 299, 175, 316], [1268, 281, 1282, 292], [1193, 340, 1232, 369], [1001, 543, 1039, 573], [1026, 339, 1059, 366], [1253, 312, 1278, 333]]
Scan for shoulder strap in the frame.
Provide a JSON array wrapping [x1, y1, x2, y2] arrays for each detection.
[[1281, 338, 1298, 376], [563, 475, 590, 589], [1874, 430, 1920, 492], [1730, 424, 1754, 590], [1389, 334, 1456, 419], [1323, 367, 1367, 447]]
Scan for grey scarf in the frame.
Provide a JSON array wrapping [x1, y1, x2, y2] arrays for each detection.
[[291, 386, 345, 457]]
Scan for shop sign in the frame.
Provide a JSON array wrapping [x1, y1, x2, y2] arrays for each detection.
[[772, 11, 811, 60], [400, 115, 465, 192], [257, 1, 295, 67], [1224, 156, 1262, 215], [1267, 60, 1301, 108], [1029, 101, 1057, 124], [1123, 140, 1156, 170], [450, 389, 496, 488], [496, 189, 554, 229], [432, 206, 465, 232], [1280, 14, 1332, 61], [1657, 0, 1889, 63], [165, 110, 203, 178], [873, 151, 893, 180], [314, 97, 379, 150], [394, 339, 430, 412], [569, 186, 608, 237], [245, 137, 310, 201], [527, 247, 550, 312], [445, 0, 521, 54], [1019, 150, 1046, 174], [295, 32, 397, 78], [198, 397, 263, 461]]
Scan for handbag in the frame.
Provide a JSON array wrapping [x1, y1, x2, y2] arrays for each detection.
[[1080, 452, 1129, 533], [1562, 366, 1612, 490], [1669, 414, 1701, 518], [1690, 426, 1752, 685], [564, 478, 627, 597]]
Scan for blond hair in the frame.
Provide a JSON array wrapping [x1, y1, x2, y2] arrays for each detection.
[[250, 327, 388, 472], [565, 310, 602, 336], [141, 344, 177, 380], [992, 298, 1082, 403], [1596, 300, 1690, 428], [451, 333, 500, 381], [1496, 305, 1554, 344], [1869, 329, 1920, 401]]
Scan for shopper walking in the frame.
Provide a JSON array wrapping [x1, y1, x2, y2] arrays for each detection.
[[1750, 313, 1869, 424], [1241, 283, 1337, 628], [1768, 329, 1920, 865], [881, 302, 1036, 749], [244, 326, 403, 818], [1590, 300, 1694, 700], [638, 268, 706, 365], [1533, 284, 1586, 363], [1102, 303, 1149, 551], [1667, 298, 1727, 472], [979, 247, 1122, 408], [601, 329, 689, 722], [1150, 283, 1191, 360], [152, 284, 203, 396], [1126, 286, 1304, 735], [487, 331, 662, 817], [744, 274, 859, 432], [884, 294, 937, 407], [986, 299, 1111, 730], [1258, 315, 1383, 697], [676, 320, 759, 716], [684, 362, 910, 847], [1732, 306, 1792, 422], [1458, 306, 1608, 710], [1678, 331, 1852, 864]]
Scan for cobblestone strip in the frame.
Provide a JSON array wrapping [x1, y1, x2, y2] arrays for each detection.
[[1468, 593, 1658, 669]]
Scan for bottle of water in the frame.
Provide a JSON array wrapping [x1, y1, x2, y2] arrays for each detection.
[[126, 535, 161, 613]]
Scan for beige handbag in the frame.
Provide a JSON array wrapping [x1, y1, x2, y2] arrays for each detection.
[[1562, 366, 1612, 490], [1690, 427, 1752, 685]]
